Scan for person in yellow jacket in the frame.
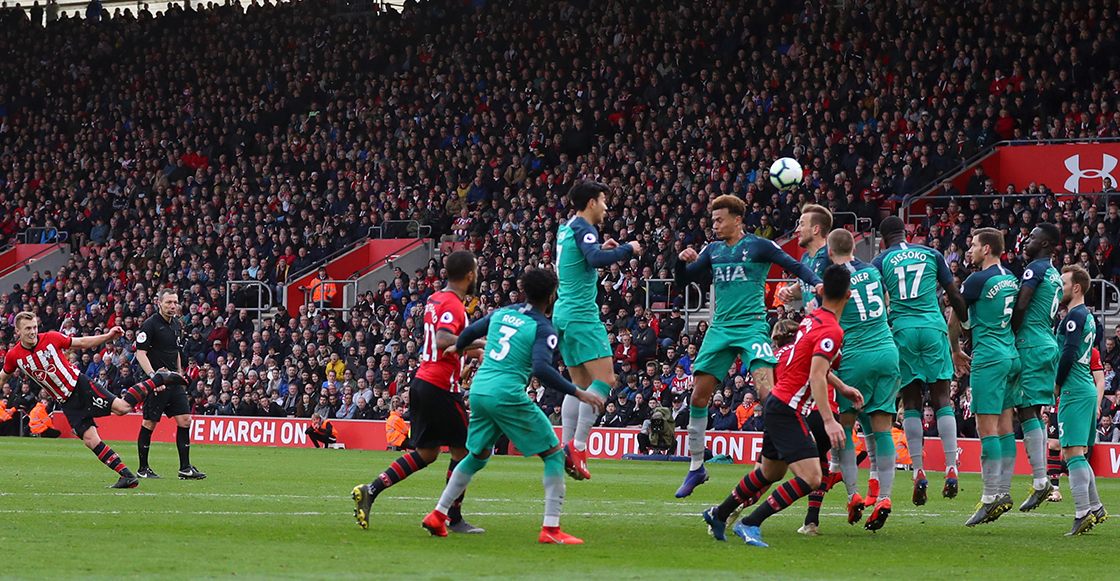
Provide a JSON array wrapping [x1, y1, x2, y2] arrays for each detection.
[[0, 395, 20, 436], [386, 403, 412, 451], [29, 397, 61, 438], [305, 413, 338, 448]]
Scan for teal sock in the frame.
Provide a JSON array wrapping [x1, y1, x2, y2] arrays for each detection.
[[999, 433, 1016, 496], [935, 406, 958, 473], [436, 453, 487, 515], [1067, 454, 1092, 518], [840, 426, 858, 496], [980, 435, 1001, 501], [458, 452, 489, 476], [542, 450, 565, 527], [903, 409, 923, 474], [689, 405, 708, 418], [873, 431, 896, 500], [688, 405, 709, 470], [588, 380, 611, 398], [1021, 418, 1047, 487]]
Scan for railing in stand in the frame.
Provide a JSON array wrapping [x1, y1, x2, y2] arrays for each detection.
[[225, 280, 274, 330], [302, 279, 359, 319], [642, 278, 703, 329]]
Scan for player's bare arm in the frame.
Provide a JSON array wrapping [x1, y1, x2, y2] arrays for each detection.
[[69, 326, 124, 350], [1010, 282, 1036, 333], [827, 371, 863, 410], [946, 309, 972, 375]]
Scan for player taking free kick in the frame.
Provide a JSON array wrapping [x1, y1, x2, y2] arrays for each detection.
[[0, 312, 187, 488], [422, 268, 605, 544]]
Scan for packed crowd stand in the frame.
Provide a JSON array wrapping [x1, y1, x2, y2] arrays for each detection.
[[2, 0, 1120, 445]]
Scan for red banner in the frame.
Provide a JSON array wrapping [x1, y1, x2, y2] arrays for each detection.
[[52, 414, 1120, 478], [954, 143, 1120, 196]]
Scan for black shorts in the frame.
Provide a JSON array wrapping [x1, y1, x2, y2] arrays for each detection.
[[802, 409, 832, 462], [759, 397, 820, 464], [409, 377, 468, 449], [61, 375, 116, 437], [142, 384, 191, 421]]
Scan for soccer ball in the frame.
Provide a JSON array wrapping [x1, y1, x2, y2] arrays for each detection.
[[769, 157, 803, 191]]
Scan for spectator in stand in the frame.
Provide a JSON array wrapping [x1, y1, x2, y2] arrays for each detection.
[[711, 401, 737, 432], [658, 308, 685, 350]]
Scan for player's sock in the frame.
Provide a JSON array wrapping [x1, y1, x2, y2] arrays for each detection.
[[1020, 418, 1047, 489], [1048, 448, 1063, 487], [903, 409, 924, 475], [92, 442, 130, 475], [373, 451, 430, 493], [137, 426, 153, 469], [804, 461, 829, 526], [446, 459, 467, 525], [839, 427, 859, 497], [560, 395, 580, 444], [874, 431, 896, 500], [541, 449, 565, 528], [573, 380, 610, 451], [687, 405, 708, 471], [1067, 454, 1093, 518], [742, 477, 813, 527], [176, 426, 191, 470], [936, 406, 958, 473], [980, 435, 1001, 503], [715, 468, 772, 521], [1085, 463, 1103, 510], [864, 423, 878, 488], [122, 377, 162, 407], [999, 433, 1016, 495], [436, 454, 487, 515]]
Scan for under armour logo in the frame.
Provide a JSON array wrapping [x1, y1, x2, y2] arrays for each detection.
[[1064, 154, 1118, 193]]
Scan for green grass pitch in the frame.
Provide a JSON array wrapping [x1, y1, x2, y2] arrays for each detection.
[[0, 439, 1112, 580]]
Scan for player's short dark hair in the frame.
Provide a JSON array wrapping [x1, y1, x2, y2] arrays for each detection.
[[567, 180, 609, 212], [879, 216, 905, 237], [821, 264, 851, 301], [521, 268, 559, 304], [157, 288, 178, 302], [444, 250, 477, 281], [972, 227, 1004, 255], [710, 194, 746, 218], [1063, 264, 1091, 296], [770, 318, 799, 347], [802, 204, 833, 233], [1036, 222, 1061, 245], [827, 228, 855, 256]]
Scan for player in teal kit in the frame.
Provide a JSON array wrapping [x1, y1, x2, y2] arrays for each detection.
[[1010, 224, 1063, 512], [828, 229, 900, 530], [554, 180, 640, 481], [1054, 265, 1108, 535], [674, 195, 823, 497], [951, 228, 1021, 526], [872, 216, 969, 505], [422, 269, 605, 544]]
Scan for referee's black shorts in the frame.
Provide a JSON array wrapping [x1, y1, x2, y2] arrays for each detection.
[[408, 377, 468, 449], [759, 397, 820, 464], [61, 374, 116, 438], [142, 383, 191, 421]]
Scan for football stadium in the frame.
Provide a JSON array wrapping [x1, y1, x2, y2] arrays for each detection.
[[1, 0, 1120, 578]]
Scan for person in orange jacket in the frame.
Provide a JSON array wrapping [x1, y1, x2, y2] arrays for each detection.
[[29, 396, 61, 438], [0, 395, 20, 436], [305, 413, 338, 448], [386, 403, 412, 451]]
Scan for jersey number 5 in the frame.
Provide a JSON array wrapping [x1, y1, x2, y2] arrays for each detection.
[[488, 325, 518, 361]]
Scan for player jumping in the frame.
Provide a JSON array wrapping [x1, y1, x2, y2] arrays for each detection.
[[674, 195, 823, 497], [872, 216, 969, 504], [1010, 224, 1063, 511], [950, 228, 1020, 526], [1054, 265, 1108, 535], [724, 264, 864, 547], [555, 180, 639, 480], [828, 228, 900, 530], [0, 312, 186, 488], [422, 268, 605, 544], [354, 250, 485, 534]]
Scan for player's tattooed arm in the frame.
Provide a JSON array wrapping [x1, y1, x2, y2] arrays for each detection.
[[750, 366, 774, 401]]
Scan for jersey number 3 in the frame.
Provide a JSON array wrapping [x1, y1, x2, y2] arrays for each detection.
[[488, 325, 518, 361]]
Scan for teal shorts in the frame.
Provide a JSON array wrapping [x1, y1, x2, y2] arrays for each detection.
[[692, 317, 775, 380], [893, 327, 953, 385], [1058, 385, 1097, 449], [554, 317, 612, 367], [837, 346, 901, 416], [465, 393, 560, 458], [970, 354, 1021, 415], [1016, 343, 1059, 408]]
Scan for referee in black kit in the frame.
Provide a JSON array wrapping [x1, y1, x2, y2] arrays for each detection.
[[134, 288, 206, 480]]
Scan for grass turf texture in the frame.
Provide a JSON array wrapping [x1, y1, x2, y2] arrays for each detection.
[[0, 439, 1112, 580]]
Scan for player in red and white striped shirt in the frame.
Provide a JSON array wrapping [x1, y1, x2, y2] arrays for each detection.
[[0, 312, 187, 489]]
